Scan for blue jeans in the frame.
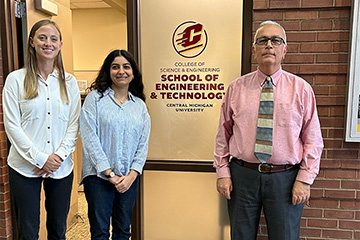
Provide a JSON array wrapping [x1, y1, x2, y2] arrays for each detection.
[[228, 161, 304, 240], [83, 175, 139, 240], [8, 167, 73, 240]]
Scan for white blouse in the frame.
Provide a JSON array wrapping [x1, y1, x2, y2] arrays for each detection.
[[2, 68, 81, 178]]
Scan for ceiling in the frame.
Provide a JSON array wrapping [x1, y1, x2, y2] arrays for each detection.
[[70, 0, 126, 15], [70, 0, 111, 9]]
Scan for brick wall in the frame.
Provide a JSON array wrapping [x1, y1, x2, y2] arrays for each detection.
[[253, 0, 360, 239], [0, 30, 12, 239]]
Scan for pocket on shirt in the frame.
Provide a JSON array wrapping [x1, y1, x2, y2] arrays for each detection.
[[19, 98, 40, 123], [276, 103, 302, 128], [57, 99, 70, 123]]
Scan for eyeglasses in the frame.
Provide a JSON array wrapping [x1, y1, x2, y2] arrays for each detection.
[[254, 36, 286, 46]]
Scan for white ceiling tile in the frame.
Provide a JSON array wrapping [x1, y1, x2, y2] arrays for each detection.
[[70, 0, 111, 9]]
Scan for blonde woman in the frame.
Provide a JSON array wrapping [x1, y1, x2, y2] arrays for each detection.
[[2, 19, 80, 239]]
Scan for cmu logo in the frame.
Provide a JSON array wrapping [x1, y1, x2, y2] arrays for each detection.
[[172, 21, 208, 58]]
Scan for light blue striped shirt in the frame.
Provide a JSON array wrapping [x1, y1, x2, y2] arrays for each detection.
[[79, 88, 151, 183]]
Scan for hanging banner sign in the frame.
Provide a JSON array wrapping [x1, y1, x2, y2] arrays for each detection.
[[140, 0, 244, 161]]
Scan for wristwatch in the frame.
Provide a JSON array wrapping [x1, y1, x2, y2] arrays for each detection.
[[105, 171, 115, 178]]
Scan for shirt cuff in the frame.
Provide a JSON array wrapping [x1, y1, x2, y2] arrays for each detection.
[[54, 148, 69, 161], [34, 152, 49, 169], [216, 166, 231, 179], [131, 162, 144, 175], [95, 160, 111, 174], [296, 169, 316, 185]]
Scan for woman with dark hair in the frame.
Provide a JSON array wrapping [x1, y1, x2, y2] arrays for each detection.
[[80, 49, 151, 239], [2, 19, 81, 239]]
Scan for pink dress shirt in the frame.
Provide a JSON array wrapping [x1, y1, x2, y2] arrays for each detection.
[[214, 67, 323, 185]]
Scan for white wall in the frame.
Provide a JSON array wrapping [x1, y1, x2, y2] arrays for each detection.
[[72, 8, 127, 87]]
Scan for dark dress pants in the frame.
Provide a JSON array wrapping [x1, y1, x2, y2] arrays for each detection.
[[83, 175, 139, 240], [228, 160, 304, 240], [9, 167, 73, 240]]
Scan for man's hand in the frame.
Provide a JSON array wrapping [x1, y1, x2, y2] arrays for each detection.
[[33, 154, 62, 177], [217, 177, 233, 200], [292, 180, 310, 205]]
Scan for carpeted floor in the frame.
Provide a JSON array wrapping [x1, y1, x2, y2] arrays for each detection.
[[65, 192, 92, 239]]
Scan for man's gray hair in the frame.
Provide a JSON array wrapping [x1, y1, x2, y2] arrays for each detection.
[[253, 20, 287, 45]]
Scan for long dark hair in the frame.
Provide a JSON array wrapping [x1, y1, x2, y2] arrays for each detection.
[[90, 49, 145, 102]]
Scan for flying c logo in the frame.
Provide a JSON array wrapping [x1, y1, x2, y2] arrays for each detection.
[[172, 21, 208, 58]]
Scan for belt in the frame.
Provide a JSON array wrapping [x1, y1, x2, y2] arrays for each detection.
[[232, 157, 297, 173]]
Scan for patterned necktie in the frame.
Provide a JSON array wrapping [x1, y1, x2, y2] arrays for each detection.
[[254, 76, 274, 163]]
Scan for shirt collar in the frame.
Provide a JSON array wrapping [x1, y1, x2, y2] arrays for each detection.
[[50, 68, 58, 77], [106, 88, 136, 102], [37, 68, 58, 82], [256, 67, 283, 87], [128, 92, 136, 102]]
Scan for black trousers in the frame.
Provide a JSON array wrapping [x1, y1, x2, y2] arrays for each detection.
[[9, 167, 73, 240], [228, 161, 304, 240], [83, 175, 139, 240]]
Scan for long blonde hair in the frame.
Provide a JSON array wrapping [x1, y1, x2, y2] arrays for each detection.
[[24, 19, 69, 104]]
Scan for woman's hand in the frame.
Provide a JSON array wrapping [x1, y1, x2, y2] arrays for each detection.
[[108, 175, 122, 185], [115, 170, 138, 193], [33, 154, 63, 177]]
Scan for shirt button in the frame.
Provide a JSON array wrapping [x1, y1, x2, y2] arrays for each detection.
[[48, 112, 50, 115], [47, 98, 50, 100], [65, 155, 67, 158], [47, 141, 50, 144], [48, 126, 50, 129]]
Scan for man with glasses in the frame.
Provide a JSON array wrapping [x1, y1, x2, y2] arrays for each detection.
[[214, 20, 323, 239]]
